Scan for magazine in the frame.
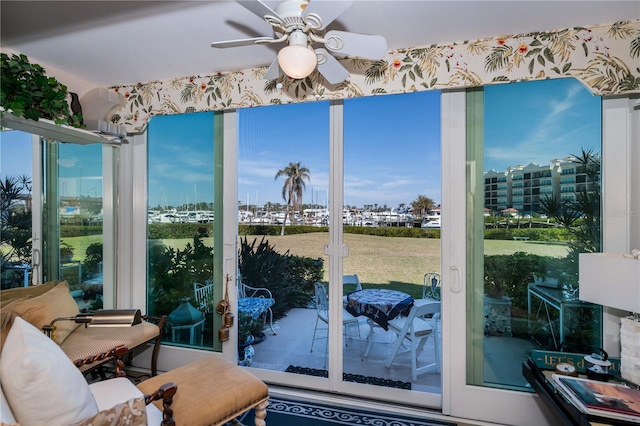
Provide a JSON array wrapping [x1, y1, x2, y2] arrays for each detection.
[[552, 374, 640, 423]]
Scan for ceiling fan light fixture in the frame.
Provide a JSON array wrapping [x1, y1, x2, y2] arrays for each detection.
[[277, 45, 317, 79]]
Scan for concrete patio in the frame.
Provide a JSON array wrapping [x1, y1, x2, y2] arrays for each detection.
[[248, 307, 535, 393]]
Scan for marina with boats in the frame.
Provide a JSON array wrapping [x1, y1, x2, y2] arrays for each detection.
[[148, 207, 441, 228]]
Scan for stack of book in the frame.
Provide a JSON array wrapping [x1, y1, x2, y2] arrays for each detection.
[[552, 374, 640, 424]]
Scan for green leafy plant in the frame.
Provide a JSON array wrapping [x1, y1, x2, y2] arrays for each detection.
[[238, 236, 321, 318], [147, 235, 214, 317], [0, 53, 82, 127], [59, 241, 75, 261], [0, 175, 32, 271], [82, 242, 103, 280], [539, 148, 601, 280], [484, 252, 563, 309], [238, 311, 264, 346]]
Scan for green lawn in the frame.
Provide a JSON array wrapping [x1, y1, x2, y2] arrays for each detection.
[[64, 233, 568, 299]]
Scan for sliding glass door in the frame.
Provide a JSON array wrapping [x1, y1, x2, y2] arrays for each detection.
[[237, 101, 331, 376], [341, 92, 442, 400], [448, 79, 604, 424], [236, 94, 444, 406]]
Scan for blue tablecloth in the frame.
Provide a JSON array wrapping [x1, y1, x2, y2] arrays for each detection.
[[346, 289, 414, 330]]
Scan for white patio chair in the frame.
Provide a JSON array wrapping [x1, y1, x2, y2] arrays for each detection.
[[310, 282, 363, 366], [193, 279, 214, 313], [342, 274, 362, 307], [422, 272, 441, 301], [238, 279, 277, 335], [385, 298, 441, 381]]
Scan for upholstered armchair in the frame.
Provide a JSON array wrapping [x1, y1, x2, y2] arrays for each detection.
[[1, 317, 270, 426]]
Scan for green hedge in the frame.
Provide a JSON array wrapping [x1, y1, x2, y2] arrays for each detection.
[[60, 225, 102, 237], [65, 223, 571, 241], [484, 228, 571, 241]]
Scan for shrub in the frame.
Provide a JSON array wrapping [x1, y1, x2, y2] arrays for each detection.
[[82, 242, 103, 280], [147, 235, 213, 317], [484, 252, 567, 311], [238, 236, 321, 318]]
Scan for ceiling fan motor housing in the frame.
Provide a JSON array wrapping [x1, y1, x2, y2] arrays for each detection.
[[275, 0, 309, 28]]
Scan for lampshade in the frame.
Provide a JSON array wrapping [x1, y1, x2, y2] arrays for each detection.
[[88, 309, 142, 327], [44, 309, 142, 337], [579, 253, 640, 313], [277, 45, 317, 79]]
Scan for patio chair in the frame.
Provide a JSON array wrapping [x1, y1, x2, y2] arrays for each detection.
[[310, 282, 363, 365], [193, 278, 214, 313], [385, 298, 441, 381], [238, 279, 277, 335], [342, 274, 362, 307], [422, 272, 441, 301]]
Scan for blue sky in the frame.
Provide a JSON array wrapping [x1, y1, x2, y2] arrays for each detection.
[[2, 78, 600, 210], [238, 91, 441, 210], [485, 78, 601, 171], [148, 112, 215, 209]]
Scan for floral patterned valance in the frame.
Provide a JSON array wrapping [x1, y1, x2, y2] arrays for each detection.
[[113, 20, 639, 133]]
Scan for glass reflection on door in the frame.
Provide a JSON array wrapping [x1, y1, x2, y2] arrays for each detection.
[[42, 140, 107, 310], [342, 91, 442, 394], [467, 78, 602, 391], [146, 112, 215, 350]]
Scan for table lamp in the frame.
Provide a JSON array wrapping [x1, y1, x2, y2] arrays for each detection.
[[579, 251, 640, 385], [43, 309, 142, 339]]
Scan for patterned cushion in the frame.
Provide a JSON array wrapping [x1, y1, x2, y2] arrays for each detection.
[[74, 397, 147, 426], [238, 297, 274, 320]]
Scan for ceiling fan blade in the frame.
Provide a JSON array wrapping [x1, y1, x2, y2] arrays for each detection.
[[264, 57, 282, 80], [315, 48, 349, 85], [236, 0, 283, 23], [303, 0, 353, 30], [211, 37, 274, 48], [323, 30, 388, 60]]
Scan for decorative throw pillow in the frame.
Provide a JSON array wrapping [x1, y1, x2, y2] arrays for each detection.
[[0, 317, 99, 426], [0, 383, 17, 425], [73, 397, 147, 426], [0, 280, 58, 308], [3, 281, 80, 344]]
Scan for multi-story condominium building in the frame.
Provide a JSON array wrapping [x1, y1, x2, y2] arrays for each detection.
[[484, 156, 596, 216]]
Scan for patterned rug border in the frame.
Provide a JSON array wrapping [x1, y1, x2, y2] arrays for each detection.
[[249, 397, 457, 426], [285, 365, 412, 390]]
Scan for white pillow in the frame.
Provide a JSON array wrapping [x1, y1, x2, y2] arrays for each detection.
[[0, 383, 17, 424], [0, 317, 99, 425]]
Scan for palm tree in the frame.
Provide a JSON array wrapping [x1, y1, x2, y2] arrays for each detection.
[[275, 162, 310, 236], [411, 195, 435, 219]]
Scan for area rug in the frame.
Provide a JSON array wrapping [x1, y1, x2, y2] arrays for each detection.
[[285, 365, 411, 390], [235, 397, 457, 426]]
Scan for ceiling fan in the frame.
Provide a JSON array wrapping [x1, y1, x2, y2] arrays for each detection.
[[210, 0, 388, 84]]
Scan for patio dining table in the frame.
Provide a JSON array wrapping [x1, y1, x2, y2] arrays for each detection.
[[345, 289, 414, 331], [346, 288, 414, 359]]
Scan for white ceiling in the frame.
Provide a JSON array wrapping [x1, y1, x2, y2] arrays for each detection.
[[1, 1, 639, 88]]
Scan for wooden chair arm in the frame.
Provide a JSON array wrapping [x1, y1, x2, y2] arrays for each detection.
[[141, 314, 168, 376], [144, 382, 178, 426], [73, 345, 129, 377]]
